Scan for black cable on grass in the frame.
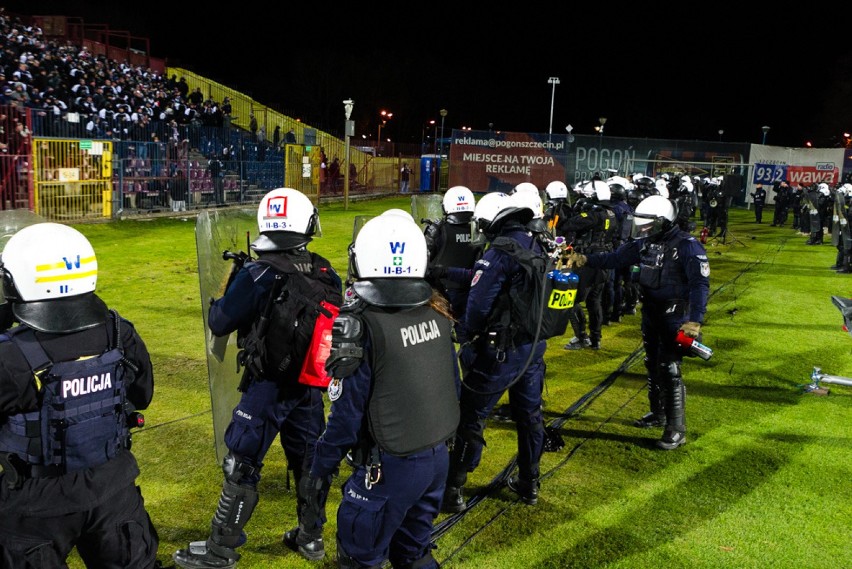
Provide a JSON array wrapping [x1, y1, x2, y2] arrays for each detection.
[[431, 252, 762, 563]]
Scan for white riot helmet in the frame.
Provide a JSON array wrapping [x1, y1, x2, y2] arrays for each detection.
[[654, 178, 670, 198], [588, 180, 610, 202], [842, 183, 852, 195], [0, 222, 108, 332], [381, 208, 416, 223], [545, 180, 568, 200], [606, 176, 635, 191], [253, 188, 318, 251], [443, 186, 476, 214], [513, 182, 539, 195], [631, 195, 677, 240], [350, 214, 427, 279], [473, 191, 532, 236], [818, 183, 830, 196], [511, 183, 544, 219]]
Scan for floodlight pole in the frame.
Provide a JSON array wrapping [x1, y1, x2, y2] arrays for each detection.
[[343, 98, 354, 210], [548, 77, 560, 135]]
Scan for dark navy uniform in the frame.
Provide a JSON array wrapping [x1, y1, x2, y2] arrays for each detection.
[[562, 203, 618, 348], [751, 185, 767, 223], [584, 225, 709, 446], [445, 220, 548, 508], [609, 197, 636, 322], [312, 284, 460, 569], [0, 313, 158, 569], [424, 211, 484, 321], [206, 249, 340, 555]]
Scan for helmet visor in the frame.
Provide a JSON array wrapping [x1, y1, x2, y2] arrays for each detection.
[[631, 212, 666, 239]]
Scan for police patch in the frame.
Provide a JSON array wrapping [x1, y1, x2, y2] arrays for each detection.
[[471, 269, 483, 287], [700, 262, 710, 277], [328, 378, 342, 401]]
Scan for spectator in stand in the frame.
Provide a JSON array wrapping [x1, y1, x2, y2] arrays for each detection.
[[249, 112, 258, 138], [285, 128, 297, 145], [170, 169, 189, 212], [273, 125, 281, 151], [207, 152, 225, 206], [188, 87, 203, 107], [222, 97, 232, 129]]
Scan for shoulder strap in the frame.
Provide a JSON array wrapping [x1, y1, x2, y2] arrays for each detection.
[[254, 255, 300, 275], [8, 326, 52, 376]]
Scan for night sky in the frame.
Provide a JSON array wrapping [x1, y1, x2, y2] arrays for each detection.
[[7, 2, 852, 148]]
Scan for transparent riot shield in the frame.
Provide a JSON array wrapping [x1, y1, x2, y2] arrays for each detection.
[[345, 215, 373, 285], [411, 194, 444, 230], [832, 191, 844, 247], [195, 207, 256, 465], [0, 210, 45, 305]]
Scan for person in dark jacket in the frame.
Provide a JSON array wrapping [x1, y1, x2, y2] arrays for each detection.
[[441, 191, 548, 512], [423, 185, 482, 322], [750, 184, 767, 223], [568, 195, 710, 450], [170, 168, 189, 212], [174, 188, 342, 568], [560, 180, 618, 350], [0, 222, 158, 569], [310, 211, 460, 569]]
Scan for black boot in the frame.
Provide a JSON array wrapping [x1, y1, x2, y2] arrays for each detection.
[[634, 375, 665, 428], [656, 369, 686, 450], [173, 540, 239, 569], [634, 411, 665, 428], [507, 475, 540, 505], [282, 527, 325, 561], [442, 485, 466, 513], [174, 459, 259, 569]]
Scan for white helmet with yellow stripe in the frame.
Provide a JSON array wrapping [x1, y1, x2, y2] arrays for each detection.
[[1, 222, 108, 332]]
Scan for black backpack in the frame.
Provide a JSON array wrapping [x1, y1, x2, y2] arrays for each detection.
[[238, 253, 342, 387], [489, 236, 575, 343]]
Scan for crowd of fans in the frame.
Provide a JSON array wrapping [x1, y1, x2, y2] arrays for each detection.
[[0, 7, 234, 150]]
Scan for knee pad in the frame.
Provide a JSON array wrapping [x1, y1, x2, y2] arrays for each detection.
[[222, 453, 258, 485], [658, 361, 682, 385]]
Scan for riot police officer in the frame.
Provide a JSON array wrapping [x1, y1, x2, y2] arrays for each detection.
[[0, 223, 158, 568], [174, 188, 343, 568], [543, 180, 573, 239], [805, 184, 825, 245], [443, 192, 548, 511], [568, 195, 710, 450], [423, 185, 483, 321], [310, 212, 460, 569], [606, 176, 636, 323], [561, 180, 618, 350]]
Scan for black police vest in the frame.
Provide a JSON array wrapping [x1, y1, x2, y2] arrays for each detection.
[[638, 232, 687, 291], [0, 315, 130, 474], [432, 222, 483, 289], [588, 206, 618, 253], [360, 304, 459, 456]]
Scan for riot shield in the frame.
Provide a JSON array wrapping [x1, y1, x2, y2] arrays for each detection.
[[345, 215, 373, 285], [0, 210, 45, 304], [842, 198, 852, 256], [195, 207, 256, 465], [411, 194, 444, 230], [832, 190, 844, 247]]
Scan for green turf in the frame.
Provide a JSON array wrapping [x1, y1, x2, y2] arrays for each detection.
[[63, 202, 852, 568]]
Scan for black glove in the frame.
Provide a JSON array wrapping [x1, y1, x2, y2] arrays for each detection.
[[427, 265, 448, 280]]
